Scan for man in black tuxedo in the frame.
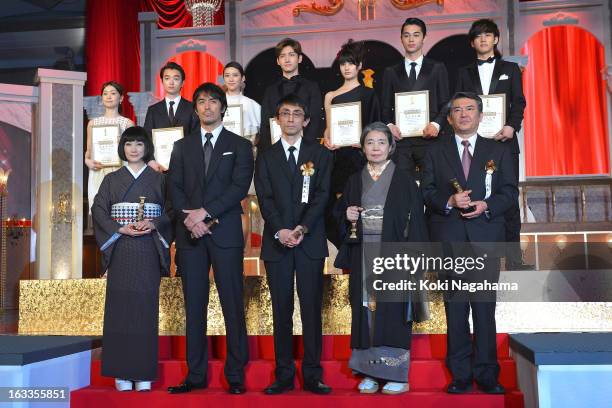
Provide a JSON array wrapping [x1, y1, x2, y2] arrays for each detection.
[[167, 82, 253, 395], [422, 92, 518, 395], [258, 38, 324, 151], [144, 61, 199, 171], [455, 19, 528, 269], [255, 94, 333, 395], [382, 17, 450, 177]]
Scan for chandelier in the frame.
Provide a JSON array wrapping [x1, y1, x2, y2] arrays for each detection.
[[185, 0, 223, 27]]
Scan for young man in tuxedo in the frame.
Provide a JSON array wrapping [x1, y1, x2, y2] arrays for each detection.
[[382, 17, 450, 178], [455, 19, 528, 269], [167, 83, 253, 395], [258, 38, 324, 151], [144, 61, 199, 171], [421, 92, 518, 395], [255, 94, 333, 395]]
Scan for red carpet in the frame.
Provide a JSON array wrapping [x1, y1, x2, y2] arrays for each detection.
[[71, 334, 524, 407]]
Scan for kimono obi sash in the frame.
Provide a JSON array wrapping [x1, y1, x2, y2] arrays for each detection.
[[111, 202, 161, 225]]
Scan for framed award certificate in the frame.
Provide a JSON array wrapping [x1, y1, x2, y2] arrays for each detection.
[[269, 118, 283, 144], [223, 104, 244, 137], [395, 90, 429, 137], [152, 127, 184, 169], [478, 94, 506, 138], [330, 101, 362, 147], [91, 124, 121, 167]]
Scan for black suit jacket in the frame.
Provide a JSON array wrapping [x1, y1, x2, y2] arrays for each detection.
[[455, 60, 526, 153], [381, 57, 450, 135], [168, 127, 254, 249], [421, 134, 518, 243], [255, 139, 332, 261], [143, 98, 199, 137], [258, 76, 324, 151]]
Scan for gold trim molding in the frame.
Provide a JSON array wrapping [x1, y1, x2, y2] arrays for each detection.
[[293, 0, 344, 17], [390, 0, 443, 10]]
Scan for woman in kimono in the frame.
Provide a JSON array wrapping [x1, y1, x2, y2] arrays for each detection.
[[334, 122, 429, 395], [85, 81, 134, 213], [323, 40, 381, 247], [92, 126, 172, 392]]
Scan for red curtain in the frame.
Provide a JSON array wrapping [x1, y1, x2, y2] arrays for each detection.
[[521, 26, 610, 176], [155, 51, 224, 100], [85, 0, 225, 120]]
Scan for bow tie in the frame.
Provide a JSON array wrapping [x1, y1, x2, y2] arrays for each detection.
[[477, 57, 496, 66]]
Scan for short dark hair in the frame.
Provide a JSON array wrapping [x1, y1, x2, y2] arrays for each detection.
[[275, 93, 310, 119], [401, 17, 427, 36], [336, 39, 364, 67], [100, 81, 124, 96], [447, 92, 483, 113], [159, 61, 186, 81], [192, 82, 228, 113], [468, 18, 502, 58], [223, 61, 245, 77], [360, 122, 396, 157], [118, 126, 154, 163], [275, 38, 302, 58]]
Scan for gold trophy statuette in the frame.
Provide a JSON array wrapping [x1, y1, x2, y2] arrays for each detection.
[[136, 196, 146, 221], [450, 178, 475, 213], [349, 221, 358, 239]]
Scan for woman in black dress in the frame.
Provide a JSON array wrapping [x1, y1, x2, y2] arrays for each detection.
[[92, 126, 172, 392]]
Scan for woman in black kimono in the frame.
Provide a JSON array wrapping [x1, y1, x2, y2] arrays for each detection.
[[324, 40, 381, 247], [334, 122, 429, 395], [92, 126, 172, 392]]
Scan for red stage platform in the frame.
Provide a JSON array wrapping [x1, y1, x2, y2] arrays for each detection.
[[71, 334, 524, 407]]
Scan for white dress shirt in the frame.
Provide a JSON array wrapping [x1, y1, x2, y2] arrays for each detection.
[[280, 136, 302, 160], [404, 54, 424, 78], [165, 95, 182, 115], [455, 133, 478, 159], [478, 59, 496, 96], [200, 123, 223, 148]]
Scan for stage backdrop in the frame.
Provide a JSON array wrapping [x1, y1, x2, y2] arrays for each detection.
[[522, 25, 610, 177]]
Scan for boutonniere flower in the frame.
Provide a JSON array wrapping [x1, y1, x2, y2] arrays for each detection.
[[301, 161, 315, 176], [485, 159, 496, 175]]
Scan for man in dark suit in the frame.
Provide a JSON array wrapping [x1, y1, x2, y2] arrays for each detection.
[[455, 19, 528, 269], [258, 38, 324, 151], [422, 92, 518, 395], [167, 82, 253, 395], [255, 94, 333, 395], [144, 61, 199, 171], [382, 17, 450, 177]]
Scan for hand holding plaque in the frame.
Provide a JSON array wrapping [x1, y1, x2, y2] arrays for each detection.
[[478, 94, 506, 138], [152, 127, 184, 170], [395, 91, 429, 137], [91, 124, 121, 167], [330, 101, 362, 147]]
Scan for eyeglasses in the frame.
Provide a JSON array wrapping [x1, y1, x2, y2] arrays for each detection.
[[278, 110, 305, 119]]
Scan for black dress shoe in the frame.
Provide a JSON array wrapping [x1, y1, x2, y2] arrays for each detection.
[[446, 380, 472, 394], [167, 381, 206, 394], [264, 381, 294, 395], [228, 383, 246, 394], [478, 382, 505, 394], [303, 380, 332, 395]]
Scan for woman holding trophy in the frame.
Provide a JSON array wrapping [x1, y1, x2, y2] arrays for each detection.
[[334, 122, 429, 395], [92, 126, 172, 392]]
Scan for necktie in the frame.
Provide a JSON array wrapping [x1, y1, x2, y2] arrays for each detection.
[[168, 100, 175, 124], [288, 146, 297, 174], [407, 62, 417, 89], [477, 56, 495, 66], [203, 133, 213, 175], [461, 140, 472, 180]]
